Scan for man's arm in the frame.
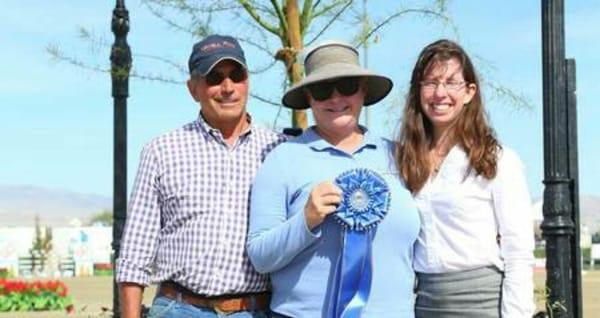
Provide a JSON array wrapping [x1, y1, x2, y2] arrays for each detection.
[[119, 282, 145, 318], [116, 143, 161, 317]]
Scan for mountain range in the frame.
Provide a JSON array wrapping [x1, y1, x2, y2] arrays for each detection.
[[0, 184, 598, 233], [579, 195, 600, 233], [0, 185, 111, 227], [532, 195, 600, 234]]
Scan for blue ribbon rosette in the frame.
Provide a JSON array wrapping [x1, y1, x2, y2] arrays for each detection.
[[329, 168, 390, 318]]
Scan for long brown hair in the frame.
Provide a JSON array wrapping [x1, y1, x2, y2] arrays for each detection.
[[395, 39, 500, 193]]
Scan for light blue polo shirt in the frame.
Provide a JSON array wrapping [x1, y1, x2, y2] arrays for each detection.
[[247, 127, 419, 318]]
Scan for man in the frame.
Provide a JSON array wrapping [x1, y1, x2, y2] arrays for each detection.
[[116, 34, 285, 318]]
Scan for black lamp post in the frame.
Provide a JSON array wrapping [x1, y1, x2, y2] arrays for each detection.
[[540, 0, 581, 317], [110, 0, 131, 317]]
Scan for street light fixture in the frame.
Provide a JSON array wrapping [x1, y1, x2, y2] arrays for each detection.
[[110, 0, 131, 317]]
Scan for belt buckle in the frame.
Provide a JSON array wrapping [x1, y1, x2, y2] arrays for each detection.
[[213, 296, 257, 314], [212, 299, 235, 315]]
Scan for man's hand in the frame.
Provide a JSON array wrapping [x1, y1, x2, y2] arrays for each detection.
[[304, 181, 342, 230], [119, 282, 145, 318]]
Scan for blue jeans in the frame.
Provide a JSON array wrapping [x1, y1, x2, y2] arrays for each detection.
[[147, 296, 270, 318]]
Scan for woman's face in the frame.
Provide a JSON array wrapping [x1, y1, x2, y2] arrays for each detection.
[[419, 57, 476, 135], [307, 77, 365, 138]]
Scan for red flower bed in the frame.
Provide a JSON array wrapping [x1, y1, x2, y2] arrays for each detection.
[[93, 263, 113, 271], [0, 278, 73, 312]]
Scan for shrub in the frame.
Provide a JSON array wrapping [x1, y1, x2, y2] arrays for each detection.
[[534, 247, 546, 258], [93, 263, 113, 276], [0, 279, 73, 312], [534, 247, 591, 262]]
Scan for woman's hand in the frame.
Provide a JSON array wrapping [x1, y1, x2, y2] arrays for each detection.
[[304, 181, 342, 230]]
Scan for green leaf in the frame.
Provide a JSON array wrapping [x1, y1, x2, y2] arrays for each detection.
[[33, 297, 47, 310], [0, 295, 13, 311]]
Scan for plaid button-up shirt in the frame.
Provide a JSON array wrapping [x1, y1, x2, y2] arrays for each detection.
[[116, 114, 285, 296]]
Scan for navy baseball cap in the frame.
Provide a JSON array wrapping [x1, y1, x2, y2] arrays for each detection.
[[188, 34, 247, 76]]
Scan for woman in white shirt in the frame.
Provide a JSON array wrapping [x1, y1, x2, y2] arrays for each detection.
[[395, 39, 535, 317]]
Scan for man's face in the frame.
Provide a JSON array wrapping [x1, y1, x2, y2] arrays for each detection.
[[187, 60, 249, 128]]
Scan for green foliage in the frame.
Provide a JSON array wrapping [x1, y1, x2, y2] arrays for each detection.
[[93, 263, 113, 276], [534, 247, 591, 261], [534, 247, 546, 258], [582, 247, 591, 262], [93, 269, 114, 277], [592, 232, 600, 244], [0, 269, 10, 279], [534, 285, 568, 318], [29, 215, 53, 273], [88, 210, 113, 226], [0, 292, 72, 312]]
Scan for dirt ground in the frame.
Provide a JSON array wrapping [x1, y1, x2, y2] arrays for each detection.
[[0, 270, 598, 317], [534, 269, 600, 317]]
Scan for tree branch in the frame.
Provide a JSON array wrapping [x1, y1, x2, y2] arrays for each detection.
[[270, 0, 288, 36], [484, 80, 533, 111], [238, 0, 281, 36], [250, 92, 281, 106], [47, 44, 109, 74], [144, 0, 240, 14], [136, 53, 187, 75], [300, 0, 314, 35], [306, 0, 354, 46], [356, 8, 452, 48], [312, 0, 352, 18], [48, 43, 283, 106], [312, 0, 322, 11], [144, 1, 209, 37]]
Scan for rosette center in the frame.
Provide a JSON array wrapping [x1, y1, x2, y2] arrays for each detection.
[[350, 189, 370, 212]]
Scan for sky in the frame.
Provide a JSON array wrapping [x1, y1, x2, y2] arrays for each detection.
[[1, 1, 598, 201]]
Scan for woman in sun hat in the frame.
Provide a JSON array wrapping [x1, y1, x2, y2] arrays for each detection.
[[246, 40, 420, 318]]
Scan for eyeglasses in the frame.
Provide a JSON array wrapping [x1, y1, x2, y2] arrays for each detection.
[[204, 67, 247, 86], [306, 77, 361, 101], [420, 80, 466, 92]]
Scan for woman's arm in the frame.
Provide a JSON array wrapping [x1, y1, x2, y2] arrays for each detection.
[[246, 149, 322, 273], [492, 148, 536, 317]]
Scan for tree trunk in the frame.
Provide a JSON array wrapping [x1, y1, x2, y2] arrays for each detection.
[[285, 0, 307, 128]]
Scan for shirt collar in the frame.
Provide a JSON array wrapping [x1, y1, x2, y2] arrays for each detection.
[[195, 112, 253, 141], [304, 125, 378, 153]]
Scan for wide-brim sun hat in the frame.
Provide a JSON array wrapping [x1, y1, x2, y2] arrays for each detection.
[[282, 41, 393, 110]]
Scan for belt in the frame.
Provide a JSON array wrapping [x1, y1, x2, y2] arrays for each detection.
[[157, 281, 270, 314]]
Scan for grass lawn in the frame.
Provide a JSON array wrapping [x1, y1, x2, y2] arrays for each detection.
[[0, 270, 598, 317]]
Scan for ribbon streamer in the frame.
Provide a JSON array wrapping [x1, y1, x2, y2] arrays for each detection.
[[330, 169, 390, 318]]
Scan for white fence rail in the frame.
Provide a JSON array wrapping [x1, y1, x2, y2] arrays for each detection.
[[0, 226, 112, 277]]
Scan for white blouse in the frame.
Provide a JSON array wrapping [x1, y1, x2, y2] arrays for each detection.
[[413, 145, 535, 317]]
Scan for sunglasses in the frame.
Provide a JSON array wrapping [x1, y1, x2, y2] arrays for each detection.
[[306, 77, 361, 101], [204, 66, 247, 86]]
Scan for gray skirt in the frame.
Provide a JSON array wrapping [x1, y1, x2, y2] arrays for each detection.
[[415, 266, 503, 318]]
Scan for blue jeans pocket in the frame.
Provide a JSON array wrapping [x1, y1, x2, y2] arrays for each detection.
[[147, 296, 177, 318]]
